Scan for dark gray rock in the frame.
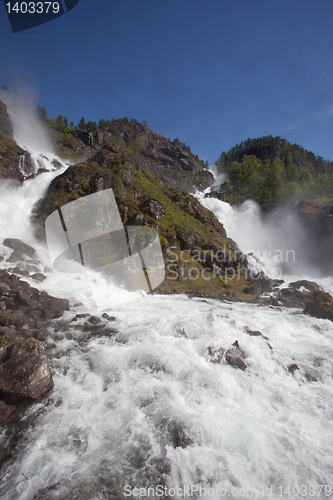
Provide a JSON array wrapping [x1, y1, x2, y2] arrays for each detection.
[[0, 339, 53, 400], [0, 401, 16, 422], [276, 287, 310, 308], [225, 340, 247, 371], [102, 313, 116, 322], [88, 315, 102, 325], [288, 363, 300, 374], [303, 290, 333, 321], [165, 420, 194, 448], [289, 280, 319, 292], [0, 283, 10, 296], [31, 273, 46, 282], [3, 238, 36, 259], [6, 251, 25, 263], [71, 313, 90, 322], [141, 198, 166, 220]]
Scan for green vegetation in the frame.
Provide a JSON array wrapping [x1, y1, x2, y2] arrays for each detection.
[[216, 136, 333, 207], [0, 335, 8, 347], [41, 141, 253, 301]]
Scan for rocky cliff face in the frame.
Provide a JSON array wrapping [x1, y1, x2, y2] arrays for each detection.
[[0, 101, 31, 182], [55, 122, 213, 193], [33, 140, 255, 301], [0, 100, 28, 182]]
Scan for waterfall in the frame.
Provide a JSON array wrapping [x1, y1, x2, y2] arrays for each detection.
[[0, 102, 332, 500]]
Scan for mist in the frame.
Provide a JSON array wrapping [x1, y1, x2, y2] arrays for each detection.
[[209, 163, 229, 188], [0, 86, 52, 154], [197, 194, 318, 280]]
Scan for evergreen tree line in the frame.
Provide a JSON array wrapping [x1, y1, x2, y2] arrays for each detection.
[[36, 105, 142, 134], [216, 136, 333, 205]]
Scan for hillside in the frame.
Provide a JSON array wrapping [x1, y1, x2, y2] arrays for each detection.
[[43, 113, 213, 193], [33, 140, 256, 300], [213, 135, 333, 208]]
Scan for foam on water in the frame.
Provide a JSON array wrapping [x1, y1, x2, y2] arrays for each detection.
[[0, 106, 333, 499], [1, 296, 332, 499]]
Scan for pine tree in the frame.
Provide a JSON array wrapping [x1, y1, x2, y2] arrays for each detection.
[[78, 117, 87, 131]]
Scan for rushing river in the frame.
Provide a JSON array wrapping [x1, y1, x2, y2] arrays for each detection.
[[0, 103, 333, 500]]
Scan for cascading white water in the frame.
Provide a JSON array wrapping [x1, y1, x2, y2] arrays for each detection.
[[0, 105, 333, 499], [197, 192, 333, 295]]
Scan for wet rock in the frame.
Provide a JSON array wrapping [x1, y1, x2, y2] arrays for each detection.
[[244, 326, 270, 341], [276, 287, 310, 308], [288, 363, 300, 374], [305, 370, 318, 382], [0, 401, 16, 423], [145, 456, 172, 480], [289, 280, 319, 292], [31, 273, 46, 282], [102, 313, 116, 322], [0, 339, 53, 400], [303, 290, 333, 321], [4, 297, 15, 309], [8, 266, 29, 278], [207, 345, 225, 364], [16, 289, 39, 309], [0, 326, 17, 344], [33, 330, 49, 341], [40, 296, 70, 319], [6, 251, 25, 263], [250, 273, 284, 293], [3, 238, 36, 259], [225, 340, 247, 371], [0, 283, 10, 296], [88, 315, 102, 325], [166, 420, 194, 448], [71, 313, 90, 322], [24, 264, 40, 273]]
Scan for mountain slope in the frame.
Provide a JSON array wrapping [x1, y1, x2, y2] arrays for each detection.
[[33, 141, 254, 300], [213, 135, 333, 208]]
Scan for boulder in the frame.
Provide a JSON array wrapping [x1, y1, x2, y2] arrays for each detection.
[[31, 273, 46, 282], [0, 339, 53, 400], [141, 198, 166, 220], [288, 363, 300, 374], [225, 340, 247, 371], [289, 280, 319, 292], [276, 287, 310, 308], [102, 313, 116, 322], [3, 238, 36, 259], [303, 290, 333, 321], [88, 315, 102, 325]]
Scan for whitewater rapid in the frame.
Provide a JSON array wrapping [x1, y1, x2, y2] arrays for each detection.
[[0, 108, 332, 499]]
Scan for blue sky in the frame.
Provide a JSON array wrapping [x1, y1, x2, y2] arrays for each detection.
[[1, 0, 333, 163]]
